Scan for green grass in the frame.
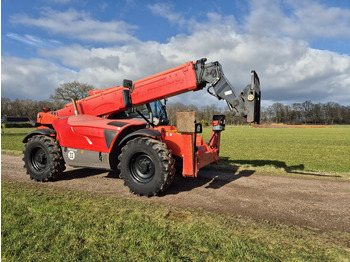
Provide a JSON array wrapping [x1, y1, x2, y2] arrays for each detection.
[[2, 127, 350, 260], [1, 127, 36, 155], [2, 181, 349, 261], [202, 125, 350, 178]]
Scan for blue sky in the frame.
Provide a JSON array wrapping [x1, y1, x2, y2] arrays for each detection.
[[2, 0, 350, 107]]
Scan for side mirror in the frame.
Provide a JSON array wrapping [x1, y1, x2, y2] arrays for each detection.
[[123, 79, 133, 89], [123, 79, 135, 93]]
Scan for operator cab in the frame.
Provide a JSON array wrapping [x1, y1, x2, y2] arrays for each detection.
[[109, 100, 169, 126]]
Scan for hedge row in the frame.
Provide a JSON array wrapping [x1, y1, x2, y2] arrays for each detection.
[[1, 123, 35, 128]]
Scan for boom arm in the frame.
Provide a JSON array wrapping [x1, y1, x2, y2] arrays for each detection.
[[40, 58, 260, 124], [194, 59, 261, 123], [130, 58, 260, 123]]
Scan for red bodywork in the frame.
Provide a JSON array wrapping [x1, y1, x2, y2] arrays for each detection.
[[37, 61, 223, 177], [51, 62, 198, 118]]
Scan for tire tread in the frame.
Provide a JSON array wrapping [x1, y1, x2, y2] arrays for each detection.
[[118, 137, 175, 196], [23, 135, 65, 182]]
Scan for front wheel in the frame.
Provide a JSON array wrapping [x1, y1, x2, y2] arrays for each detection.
[[118, 137, 175, 196], [23, 135, 65, 182]]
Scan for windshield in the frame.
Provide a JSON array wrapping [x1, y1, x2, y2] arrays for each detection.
[[119, 100, 168, 125], [150, 101, 167, 120]]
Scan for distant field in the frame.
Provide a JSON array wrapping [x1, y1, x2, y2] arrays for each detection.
[[2, 126, 350, 177], [1, 127, 36, 154], [203, 125, 350, 178]]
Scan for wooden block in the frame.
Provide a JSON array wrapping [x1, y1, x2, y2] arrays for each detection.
[[176, 111, 196, 133]]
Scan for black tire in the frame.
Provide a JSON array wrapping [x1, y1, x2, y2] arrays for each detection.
[[23, 135, 65, 182], [118, 137, 175, 196]]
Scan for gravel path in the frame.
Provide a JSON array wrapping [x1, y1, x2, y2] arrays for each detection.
[[2, 154, 349, 232]]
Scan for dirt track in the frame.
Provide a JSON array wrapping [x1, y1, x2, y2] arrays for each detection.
[[2, 154, 350, 233]]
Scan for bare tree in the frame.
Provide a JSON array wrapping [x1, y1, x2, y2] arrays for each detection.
[[49, 81, 94, 107], [302, 101, 314, 123]]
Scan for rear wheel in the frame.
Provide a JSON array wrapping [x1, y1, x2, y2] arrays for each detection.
[[23, 135, 65, 182], [118, 137, 175, 196]]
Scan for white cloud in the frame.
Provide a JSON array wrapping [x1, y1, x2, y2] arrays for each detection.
[[10, 8, 138, 44], [148, 3, 190, 29], [288, 0, 350, 39], [1, 56, 77, 101], [160, 20, 350, 105], [148, 3, 180, 24], [246, 0, 350, 40], [37, 41, 169, 88], [2, 2, 350, 107], [7, 33, 62, 48]]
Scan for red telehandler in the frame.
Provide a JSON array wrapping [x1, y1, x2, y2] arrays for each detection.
[[23, 58, 261, 196]]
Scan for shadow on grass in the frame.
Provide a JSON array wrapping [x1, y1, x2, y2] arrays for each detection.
[[219, 157, 342, 178]]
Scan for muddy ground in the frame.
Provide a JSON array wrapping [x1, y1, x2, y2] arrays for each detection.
[[2, 154, 349, 233]]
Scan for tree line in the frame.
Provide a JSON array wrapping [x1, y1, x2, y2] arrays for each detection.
[[165, 101, 350, 125], [261, 101, 350, 125], [3, 98, 349, 125], [1, 98, 60, 122], [1, 82, 349, 125]]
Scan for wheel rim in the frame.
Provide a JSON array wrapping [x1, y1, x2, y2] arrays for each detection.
[[30, 148, 48, 172], [130, 153, 155, 183]]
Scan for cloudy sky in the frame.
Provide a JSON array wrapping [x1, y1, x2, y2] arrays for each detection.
[[2, 0, 350, 108]]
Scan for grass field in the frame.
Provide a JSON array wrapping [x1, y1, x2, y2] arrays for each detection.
[[202, 125, 350, 179], [2, 181, 349, 261], [1, 127, 36, 155], [2, 126, 350, 177], [2, 127, 350, 260]]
